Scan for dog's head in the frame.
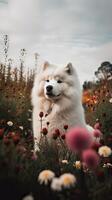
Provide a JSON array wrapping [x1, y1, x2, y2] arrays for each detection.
[[34, 61, 81, 102]]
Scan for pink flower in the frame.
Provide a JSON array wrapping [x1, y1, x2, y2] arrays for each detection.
[[93, 129, 102, 138], [94, 122, 101, 130], [82, 149, 99, 169], [91, 142, 101, 151], [66, 127, 92, 152]]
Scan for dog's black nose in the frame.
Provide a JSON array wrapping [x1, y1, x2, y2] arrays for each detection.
[[46, 85, 53, 92]]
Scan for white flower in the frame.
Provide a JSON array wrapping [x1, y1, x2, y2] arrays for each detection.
[[59, 173, 76, 188], [19, 126, 23, 130], [38, 170, 55, 185], [98, 146, 112, 157], [103, 163, 112, 168], [28, 109, 32, 112], [51, 178, 62, 191], [109, 98, 112, 103], [73, 161, 81, 169], [7, 121, 13, 126], [61, 160, 68, 164], [22, 195, 34, 200], [28, 118, 32, 121]]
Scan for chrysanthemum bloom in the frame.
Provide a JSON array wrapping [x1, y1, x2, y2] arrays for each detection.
[[73, 161, 81, 169], [51, 178, 62, 191], [7, 121, 13, 126], [38, 170, 55, 185], [59, 173, 76, 188], [98, 146, 112, 157], [82, 149, 99, 169], [93, 129, 102, 138], [66, 127, 92, 152]]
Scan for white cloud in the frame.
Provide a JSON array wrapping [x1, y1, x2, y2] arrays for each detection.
[[0, 0, 112, 84]]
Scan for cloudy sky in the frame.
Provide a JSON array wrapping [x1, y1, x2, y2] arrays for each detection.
[[0, 0, 112, 83]]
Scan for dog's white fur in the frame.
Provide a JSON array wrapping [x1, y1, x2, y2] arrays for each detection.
[[31, 62, 93, 150]]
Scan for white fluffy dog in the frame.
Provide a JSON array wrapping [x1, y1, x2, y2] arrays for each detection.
[[31, 62, 93, 150]]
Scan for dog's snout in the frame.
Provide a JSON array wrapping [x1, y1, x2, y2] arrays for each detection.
[[46, 85, 53, 92]]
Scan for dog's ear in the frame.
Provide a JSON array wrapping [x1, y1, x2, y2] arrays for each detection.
[[43, 61, 50, 70], [65, 63, 73, 75]]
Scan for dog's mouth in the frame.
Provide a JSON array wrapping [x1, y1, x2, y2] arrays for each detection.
[[46, 92, 61, 99]]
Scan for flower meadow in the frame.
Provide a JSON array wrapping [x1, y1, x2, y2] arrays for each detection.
[[0, 45, 112, 200], [0, 109, 112, 200]]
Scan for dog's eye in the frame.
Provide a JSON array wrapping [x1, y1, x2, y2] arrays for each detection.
[[46, 80, 49, 82], [57, 80, 62, 83]]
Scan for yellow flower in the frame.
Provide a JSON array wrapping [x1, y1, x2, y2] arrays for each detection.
[[38, 170, 55, 185], [73, 161, 81, 169], [59, 173, 76, 188], [98, 146, 112, 157]]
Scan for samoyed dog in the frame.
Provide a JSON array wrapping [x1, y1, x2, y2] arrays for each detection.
[[31, 62, 93, 150]]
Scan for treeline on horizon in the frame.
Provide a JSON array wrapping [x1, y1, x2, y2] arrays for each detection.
[[0, 35, 112, 130]]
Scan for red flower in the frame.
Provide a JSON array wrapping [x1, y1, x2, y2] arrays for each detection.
[[0, 129, 4, 139], [61, 134, 66, 140], [55, 129, 60, 136], [13, 134, 20, 144], [3, 136, 10, 145], [64, 125, 68, 130], [52, 133, 58, 140], [66, 127, 92, 152], [46, 122, 50, 126], [39, 112, 44, 118], [82, 149, 99, 169], [7, 132, 14, 138], [96, 170, 105, 182], [93, 129, 102, 138], [42, 128, 48, 135]]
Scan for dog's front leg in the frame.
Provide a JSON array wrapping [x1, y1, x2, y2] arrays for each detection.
[[32, 109, 41, 151]]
